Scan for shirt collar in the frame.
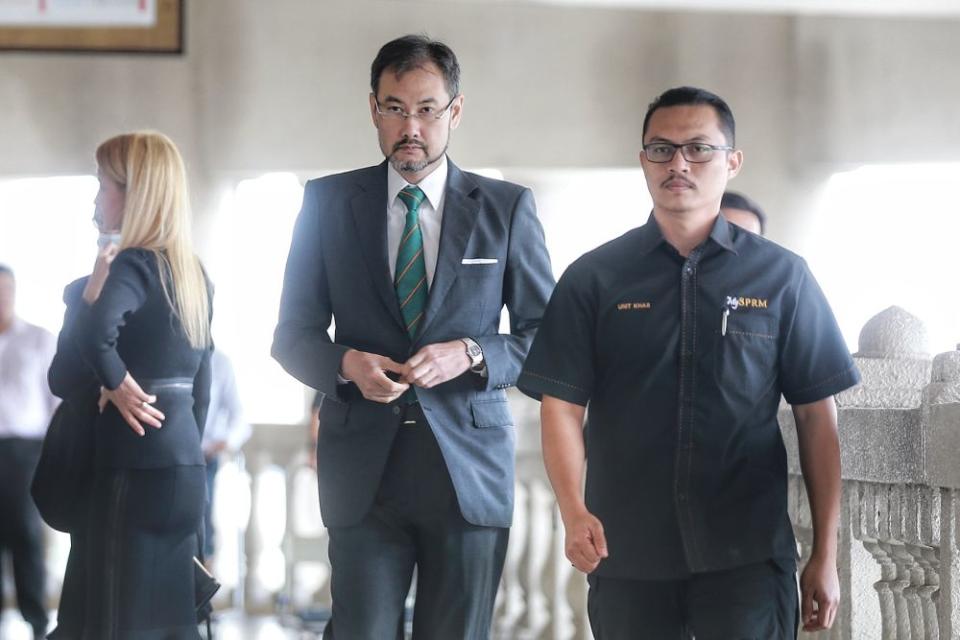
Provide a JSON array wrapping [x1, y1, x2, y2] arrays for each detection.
[[387, 155, 448, 211], [708, 213, 739, 254], [637, 211, 739, 257], [635, 211, 667, 256]]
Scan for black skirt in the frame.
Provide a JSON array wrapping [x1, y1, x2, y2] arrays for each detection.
[[50, 465, 206, 640]]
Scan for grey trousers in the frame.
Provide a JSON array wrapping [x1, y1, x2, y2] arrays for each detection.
[[323, 404, 509, 640]]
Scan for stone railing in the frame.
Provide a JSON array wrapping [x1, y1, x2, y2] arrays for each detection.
[[234, 305, 960, 639], [780, 307, 960, 639]]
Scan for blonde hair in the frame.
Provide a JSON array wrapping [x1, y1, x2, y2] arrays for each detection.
[[96, 131, 211, 349]]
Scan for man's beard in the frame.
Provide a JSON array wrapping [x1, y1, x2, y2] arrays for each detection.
[[388, 137, 448, 174]]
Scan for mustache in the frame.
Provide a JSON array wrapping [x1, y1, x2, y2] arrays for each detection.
[[392, 138, 426, 152], [662, 176, 695, 188]]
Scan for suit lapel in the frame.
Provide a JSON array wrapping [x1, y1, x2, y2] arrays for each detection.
[[350, 163, 406, 332], [418, 161, 480, 339]]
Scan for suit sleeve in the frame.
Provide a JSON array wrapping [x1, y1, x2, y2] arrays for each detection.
[[271, 180, 350, 397], [473, 188, 555, 391], [76, 250, 151, 390], [48, 277, 95, 399]]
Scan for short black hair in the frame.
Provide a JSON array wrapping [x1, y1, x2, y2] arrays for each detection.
[[721, 191, 767, 235], [642, 86, 736, 147], [370, 34, 461, 100], [0, 264, 13, 279]]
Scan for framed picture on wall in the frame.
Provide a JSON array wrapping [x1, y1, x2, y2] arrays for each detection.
[[0, 0, 183, 53]]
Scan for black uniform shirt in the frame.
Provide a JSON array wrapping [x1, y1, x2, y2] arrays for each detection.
[[518, 215, 860, 580]]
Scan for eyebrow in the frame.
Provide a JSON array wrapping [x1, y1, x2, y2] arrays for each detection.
[[381, 95, 440, 106], [647, 135, 716, 144]]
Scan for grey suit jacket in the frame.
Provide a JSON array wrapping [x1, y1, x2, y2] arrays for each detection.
[[272, 159, 554, 528]]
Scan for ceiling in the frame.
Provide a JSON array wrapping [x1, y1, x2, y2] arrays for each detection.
[[449, 0, 960, 17]]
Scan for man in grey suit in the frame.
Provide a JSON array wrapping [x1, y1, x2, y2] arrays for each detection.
[[272, 35, 554, 639]]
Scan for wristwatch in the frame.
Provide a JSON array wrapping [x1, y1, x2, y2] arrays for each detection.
[[461, 337, 485, 373]]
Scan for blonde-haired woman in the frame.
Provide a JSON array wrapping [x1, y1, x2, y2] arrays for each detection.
[[52, 131, 213, 639]]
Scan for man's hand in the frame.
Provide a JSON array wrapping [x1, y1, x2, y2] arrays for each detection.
[[98, 372, 165, 436], [800, 553, 840, 631], [403, 340, 471, 388], [341, 349, 409, 403], [203, 439, 228, 458], [563, 508, 609, 573]]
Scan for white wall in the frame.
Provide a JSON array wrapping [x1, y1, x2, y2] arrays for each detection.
[[1, 2, 959, 247]]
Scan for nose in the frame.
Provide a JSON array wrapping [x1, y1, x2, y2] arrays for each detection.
[[399, 114, 421, 138], [666, 149, 691, 173]]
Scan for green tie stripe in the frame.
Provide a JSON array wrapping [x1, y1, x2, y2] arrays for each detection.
[[395, 247, 424, 284], [400, 276, 426, 309], [395, 186, 428, 337]]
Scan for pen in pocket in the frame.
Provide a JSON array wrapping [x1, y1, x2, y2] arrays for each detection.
[[721, 296, 739, 337]]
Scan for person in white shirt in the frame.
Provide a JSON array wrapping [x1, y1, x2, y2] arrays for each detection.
[[0, 264, 57, 640], [201, 349, 251, 560]]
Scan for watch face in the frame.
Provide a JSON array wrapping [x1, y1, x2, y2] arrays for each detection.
[[468, 344, 482, 357]]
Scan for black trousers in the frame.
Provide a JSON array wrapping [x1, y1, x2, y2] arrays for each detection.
[[587, 560, 799, 640], [323, 404, 509, 640], [0, 437, 48, 637]]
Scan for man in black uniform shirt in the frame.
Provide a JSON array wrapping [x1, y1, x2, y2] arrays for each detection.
[[517, 87, 860, 639]]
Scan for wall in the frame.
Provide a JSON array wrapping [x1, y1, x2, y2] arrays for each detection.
[[1, 1, 959, 249]]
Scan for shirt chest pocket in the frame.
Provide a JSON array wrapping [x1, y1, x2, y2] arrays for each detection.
[[713, 313, 779, 397]]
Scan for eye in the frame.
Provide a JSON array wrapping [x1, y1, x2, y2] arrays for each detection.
[[384, 104, 404, 114], [648, 144, 673, 154], [689, 143, 713, 154], [418, 106, 436, 116]]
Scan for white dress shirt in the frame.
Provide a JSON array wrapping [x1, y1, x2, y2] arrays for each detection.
[[202, 350, 252, 453], [386, 157, 448, 286], [0, 317, 58, 439]]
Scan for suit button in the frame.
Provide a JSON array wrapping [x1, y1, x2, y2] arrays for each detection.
[[392, 406, 401, 415]]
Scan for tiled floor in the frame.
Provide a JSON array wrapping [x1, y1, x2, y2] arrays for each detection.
[[0, 609, 312, 639]]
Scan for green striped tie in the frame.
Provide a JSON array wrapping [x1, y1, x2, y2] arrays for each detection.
[[395, 186, 428, 338]]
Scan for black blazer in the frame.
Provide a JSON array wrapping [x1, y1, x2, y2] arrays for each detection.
[[75, 249, 213, 469]]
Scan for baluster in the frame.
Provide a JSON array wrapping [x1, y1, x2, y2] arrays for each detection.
[[863, 539, 898, 639], [496, 480, 529, 637], [519, 478, 555, 638], [902, 543, 927, 640], [917, 545, 940, 640], [886, 541, 914, 639], [551, 504, 576, 640]]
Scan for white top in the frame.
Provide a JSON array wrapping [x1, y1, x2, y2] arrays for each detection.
[[386, 156, 448, 287], [0, 317, 58, 439], [202, 350, 251, 452]]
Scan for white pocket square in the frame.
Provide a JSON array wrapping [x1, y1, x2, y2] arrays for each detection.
[[461, 258, 498, 265]]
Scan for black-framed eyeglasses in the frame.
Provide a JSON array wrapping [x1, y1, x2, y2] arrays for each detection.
[[642, 142, 734, 163], [374, 96, 458, 122]]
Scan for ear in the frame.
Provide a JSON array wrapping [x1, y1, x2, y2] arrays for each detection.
[[448, 95, 465, 131], [726, 149, 743, 178], [369, 93, 380, 130]]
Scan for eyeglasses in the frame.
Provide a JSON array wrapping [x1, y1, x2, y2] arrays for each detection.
[[374, 96, 458, 122], [642, 142, 733, 163]]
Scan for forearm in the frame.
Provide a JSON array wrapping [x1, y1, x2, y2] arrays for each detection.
[[541, 396, 588, 524], [794, 398, 841, 560], [271, 325, 349, 396]]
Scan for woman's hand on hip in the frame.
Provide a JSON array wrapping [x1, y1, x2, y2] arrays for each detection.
[[98, 373, 165, 436]]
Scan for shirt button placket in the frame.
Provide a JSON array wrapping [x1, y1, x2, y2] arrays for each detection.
[[676, 250, 702, 571]]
